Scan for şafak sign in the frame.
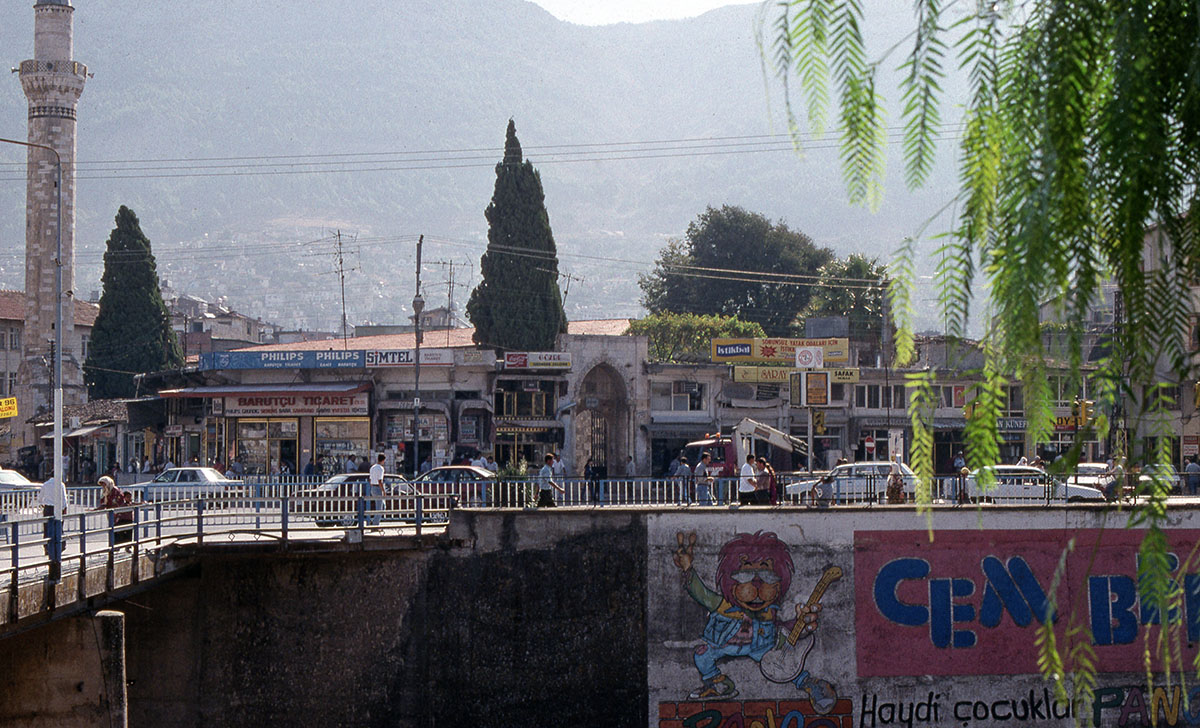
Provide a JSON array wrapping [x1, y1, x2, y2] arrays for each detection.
[[711, 337, 849, 364]]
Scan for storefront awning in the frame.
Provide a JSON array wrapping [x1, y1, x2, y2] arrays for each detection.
[[41, 424, 108, 439], [158, 382, 371, 398]]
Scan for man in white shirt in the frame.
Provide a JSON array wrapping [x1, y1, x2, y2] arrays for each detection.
[[538, 453, 565, 507], [738, 453, 758, 506], [367, 453, 386, 525], [694, 452, 715, 506], [40, 476, 68, 573]]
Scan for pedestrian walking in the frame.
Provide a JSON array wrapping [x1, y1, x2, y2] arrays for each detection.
[[366, 453, 386, 525], [693, 452, 715, 506], [538, 453, 565, 507], [738, 453, 758, 506], [1185, 456, 1200, 495]]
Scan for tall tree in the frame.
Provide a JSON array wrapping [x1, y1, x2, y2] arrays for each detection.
[[625, 312, 765, 362], [797, 254, 887, 342], [770, 0, 1200, 702], [84, 206, 182, 398], [639, 206, 833, 336], [466, 120, 567, 351]]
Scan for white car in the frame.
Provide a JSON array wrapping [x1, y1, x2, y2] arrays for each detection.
[[784, 461, 917, 504], [136, 467, 242, 503], [0, 468, 35, 490], [966, 465, 1105, 503]]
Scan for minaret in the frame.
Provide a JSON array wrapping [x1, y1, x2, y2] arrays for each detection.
[[16, 0, 87, 440]]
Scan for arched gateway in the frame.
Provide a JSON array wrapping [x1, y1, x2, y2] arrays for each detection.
[[574, 364, 628, 479]]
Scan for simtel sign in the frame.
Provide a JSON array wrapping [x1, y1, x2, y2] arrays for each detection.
[[223, 393, 369, 417]]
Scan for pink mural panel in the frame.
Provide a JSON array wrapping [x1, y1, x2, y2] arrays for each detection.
[[854, 529, 1200, 677]]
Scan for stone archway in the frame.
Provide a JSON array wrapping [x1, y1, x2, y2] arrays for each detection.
[[574, 364, 628, 479]]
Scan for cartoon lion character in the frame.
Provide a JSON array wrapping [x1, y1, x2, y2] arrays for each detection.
[[673, 530, 837, 712]]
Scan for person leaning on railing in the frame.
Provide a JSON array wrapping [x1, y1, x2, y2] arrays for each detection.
[[96, 475, 135, 544]]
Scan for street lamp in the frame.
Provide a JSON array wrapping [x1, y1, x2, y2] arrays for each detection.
[[1, 136, 64, 571], [412, 235, 424, 477]]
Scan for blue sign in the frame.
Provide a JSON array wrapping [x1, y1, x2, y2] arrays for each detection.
[[199, 350, 365, 370], [715, 343, 752, 357]]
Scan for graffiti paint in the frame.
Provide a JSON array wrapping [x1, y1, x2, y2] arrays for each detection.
[[658, 698, 854, 728], [669, 530, 844, 709], [854, 529, 1200, 676]]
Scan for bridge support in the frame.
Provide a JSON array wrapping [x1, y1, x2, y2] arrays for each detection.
[[0, 610, 127, 727]]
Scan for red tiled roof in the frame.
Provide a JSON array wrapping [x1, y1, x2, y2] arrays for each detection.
[[0, 290, 100, 328], [233, 319, 633, 352]]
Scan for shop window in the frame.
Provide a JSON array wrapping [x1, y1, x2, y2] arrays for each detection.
[[494, 380, 557, 418], [854, 384, 906, 410], [650, 381, 705, 411]]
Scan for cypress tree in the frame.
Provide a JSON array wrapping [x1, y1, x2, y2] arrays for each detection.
[[84, 206, 183, 398], [466, 120, 567, 351]]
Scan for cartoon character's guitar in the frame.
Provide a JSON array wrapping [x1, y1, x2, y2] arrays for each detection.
[[758, 565, 843, 683]]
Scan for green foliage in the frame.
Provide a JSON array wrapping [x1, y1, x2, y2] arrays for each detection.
[[799, 253, 886, 341], [84, 206, 183, 399], [773, 0, 1200, 705], [625, 312, 765, 362], [638, 205, 834, 336], [466, 120, 568, 352]]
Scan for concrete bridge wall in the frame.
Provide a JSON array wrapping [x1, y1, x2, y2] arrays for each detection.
[[7, 506, 1197, 727]]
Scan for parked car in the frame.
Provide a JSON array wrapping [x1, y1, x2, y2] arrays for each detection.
[[136, 467, 242, 503], [1066, 462, 1116, 494], [408, 465, 497, 507], [965, 465, 1105, 503], [1138, 464, 1183, 495], [0, 468, 35, 490], [294, 472, 417, 526], [784, 461, 917, 504]]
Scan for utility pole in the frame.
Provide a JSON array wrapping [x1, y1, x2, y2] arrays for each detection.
[[335, 230, 349, 348], [412, 235, 425, 477]]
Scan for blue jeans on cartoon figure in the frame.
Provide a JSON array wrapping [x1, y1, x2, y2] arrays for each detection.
[[693, 611, 778, 681]]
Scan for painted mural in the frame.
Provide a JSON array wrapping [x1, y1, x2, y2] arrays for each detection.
[[650, 513, 1200, 728]]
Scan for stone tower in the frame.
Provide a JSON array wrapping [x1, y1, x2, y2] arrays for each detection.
[[16, 0, 87, 444]]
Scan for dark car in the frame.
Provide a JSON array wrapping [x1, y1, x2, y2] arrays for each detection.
[[408, 465, 497, 507], [294, 472, 415, 526]]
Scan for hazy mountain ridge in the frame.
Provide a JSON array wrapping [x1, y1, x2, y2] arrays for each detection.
[[0, 0, 962, 330]]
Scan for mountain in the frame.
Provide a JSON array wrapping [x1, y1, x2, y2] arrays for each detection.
[[0, 0, 964, 331]]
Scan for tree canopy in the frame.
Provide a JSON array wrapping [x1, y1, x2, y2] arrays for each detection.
[[798, 254, 887, 342], [625, 312, 765, 362], [466, 120, 567, 351], [639, 205, 833, 336], [770, 0, 1200, 702], [84, 206, 183, 399]]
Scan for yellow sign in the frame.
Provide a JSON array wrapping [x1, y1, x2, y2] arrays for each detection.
[[736, 366, 858, 384], [733, 366, 794, 384], [712, 338, 849, 364], [0, 397, 17, 419]]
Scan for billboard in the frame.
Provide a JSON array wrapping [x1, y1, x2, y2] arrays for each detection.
[[711, 338, 849, 364]]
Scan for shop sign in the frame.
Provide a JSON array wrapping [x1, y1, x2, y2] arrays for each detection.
[[364, 348, 454, 367], [710, 338, 849, 364], [223, 392, 369, 417], [200, 350, 364, 370], [789, 371, 831, 407], [457, 349, 496, 365], [503, 352, 572, 369], [0, 397, 17, 419]]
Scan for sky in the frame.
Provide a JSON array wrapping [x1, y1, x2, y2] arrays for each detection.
[[528, 0, 756, 25]]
